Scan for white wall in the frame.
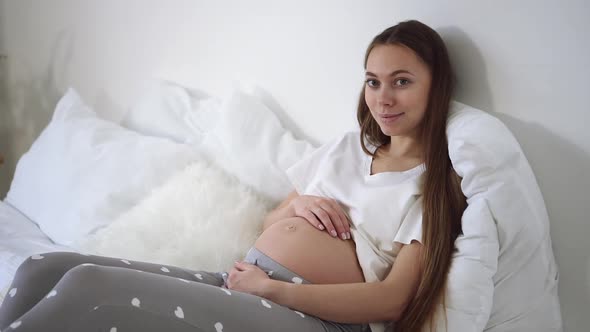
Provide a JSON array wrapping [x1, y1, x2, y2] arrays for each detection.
[[0, 0, 588, 330]]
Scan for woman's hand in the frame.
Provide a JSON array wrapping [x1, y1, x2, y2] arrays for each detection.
[[226, 261, 271, 297], [290, 195, 351, 240]]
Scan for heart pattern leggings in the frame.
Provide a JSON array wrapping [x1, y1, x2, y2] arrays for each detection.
[[0, 248, 368, 332]]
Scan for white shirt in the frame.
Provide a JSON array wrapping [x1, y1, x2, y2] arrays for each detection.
[[286, 131, 424, 332]]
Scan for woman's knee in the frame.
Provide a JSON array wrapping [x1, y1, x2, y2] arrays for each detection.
[[48, 264, 117, 306], [14, 252, 86, 284], [59, 264, 140, 294], [59, 264, 108, 290]]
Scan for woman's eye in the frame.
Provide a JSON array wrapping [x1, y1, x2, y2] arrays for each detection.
[[394, 78, 410, 86], [365, 79, 379, 88]]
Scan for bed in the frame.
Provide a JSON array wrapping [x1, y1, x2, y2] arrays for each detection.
[[0, 200, 73, 303], [0, 80, 562, 331]]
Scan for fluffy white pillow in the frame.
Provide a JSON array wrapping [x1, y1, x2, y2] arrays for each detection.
[[5, 89, 201, 246], [78, 160, 272, 272]]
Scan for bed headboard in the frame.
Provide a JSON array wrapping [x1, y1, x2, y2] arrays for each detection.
[[0, 0, 588, 330]]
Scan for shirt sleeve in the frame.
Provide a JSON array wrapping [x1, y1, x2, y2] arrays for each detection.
[[393, 196, 424, 244]]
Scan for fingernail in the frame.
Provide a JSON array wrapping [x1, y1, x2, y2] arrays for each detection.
[[340, 233, 347, 240], [347, 232, 351, 239], [318, 224, 325, 230], [330, 230, 337, 237]]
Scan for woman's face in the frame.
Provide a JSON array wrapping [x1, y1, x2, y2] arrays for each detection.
[[364, 44, 432, 139]]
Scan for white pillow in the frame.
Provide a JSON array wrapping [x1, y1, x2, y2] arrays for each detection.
[[443, 101, 561, 331], [121, 79, 220, 144], [5, 89, 201, 246], [78, 160, 272, 272], [123, 81, 316, 203], [198, 88, 317, 202]]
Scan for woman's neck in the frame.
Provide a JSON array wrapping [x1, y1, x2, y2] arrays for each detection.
[[382, 135, 424, 161], [372, 136, 424, 174]]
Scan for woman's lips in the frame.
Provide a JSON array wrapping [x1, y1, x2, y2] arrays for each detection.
[[379, 112, 404, 123]]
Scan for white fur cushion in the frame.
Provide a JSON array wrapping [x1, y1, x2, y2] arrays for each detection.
[[77, 160, 272, 272]]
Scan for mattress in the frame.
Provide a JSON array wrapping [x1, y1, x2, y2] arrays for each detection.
[[0, 200, 73, 303]]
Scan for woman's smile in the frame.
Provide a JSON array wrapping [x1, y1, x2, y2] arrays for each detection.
[[378, 112, 405, 124]]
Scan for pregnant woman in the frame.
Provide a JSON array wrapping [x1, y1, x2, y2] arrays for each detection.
[[0, 19, 465, 332]]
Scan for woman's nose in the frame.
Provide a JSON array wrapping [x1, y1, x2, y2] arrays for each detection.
[[377, 88, 395, 107]]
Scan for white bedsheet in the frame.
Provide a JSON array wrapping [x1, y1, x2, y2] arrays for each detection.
[[0, 200, 74, 302]]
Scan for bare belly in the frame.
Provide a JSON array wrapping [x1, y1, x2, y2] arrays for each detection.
[[254, 217, 365, 284]]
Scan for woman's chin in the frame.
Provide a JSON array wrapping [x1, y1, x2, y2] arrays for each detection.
[[379, 127, 399, 137], [379, 124, 417, 138]]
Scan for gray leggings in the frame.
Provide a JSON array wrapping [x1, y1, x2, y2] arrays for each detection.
[[0, 249, 369, 332]]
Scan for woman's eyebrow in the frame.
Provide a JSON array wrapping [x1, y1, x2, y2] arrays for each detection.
[[365, 69, 413, 77]]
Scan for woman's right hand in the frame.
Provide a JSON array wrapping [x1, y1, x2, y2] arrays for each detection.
[[289, 195, 351, 240]]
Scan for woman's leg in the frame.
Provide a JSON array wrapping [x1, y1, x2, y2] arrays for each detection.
[[1, 263, 360, 332], [0, 252, 223, 330]]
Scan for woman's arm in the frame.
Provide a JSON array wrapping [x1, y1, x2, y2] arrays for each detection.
[[261, 241, 423, 323]]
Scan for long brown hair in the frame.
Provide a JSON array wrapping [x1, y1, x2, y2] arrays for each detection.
[[357, 20, 466, 331]]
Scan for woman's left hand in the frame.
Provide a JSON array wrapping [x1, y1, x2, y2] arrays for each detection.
[[226, 261, 271, 297]]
